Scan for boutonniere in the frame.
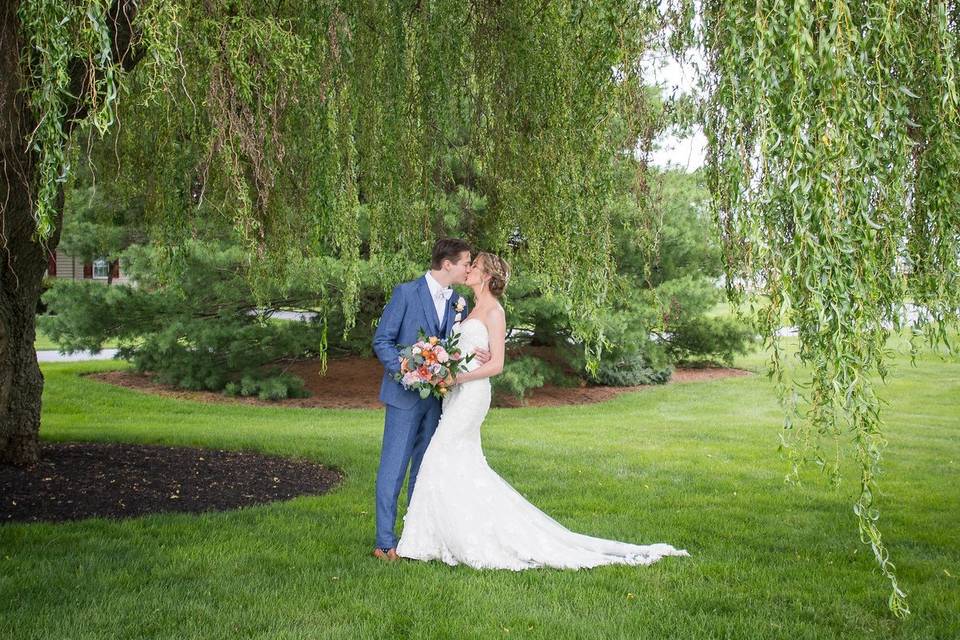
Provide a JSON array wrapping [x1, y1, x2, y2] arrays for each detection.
[[452, 296, 466, 328]]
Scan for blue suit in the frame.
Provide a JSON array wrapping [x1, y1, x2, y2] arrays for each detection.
[[372, 276, 465, 549]]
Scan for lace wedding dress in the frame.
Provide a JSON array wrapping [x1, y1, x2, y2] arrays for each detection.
[[396, 318, 689, 570]]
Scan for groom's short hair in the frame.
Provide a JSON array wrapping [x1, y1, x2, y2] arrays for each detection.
[[431, 238, 472, 269]]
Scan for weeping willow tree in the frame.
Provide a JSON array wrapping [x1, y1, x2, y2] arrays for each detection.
[[4, 0, 958, 617], [692, 0, 960, 617], [1, 1, 659, 464]]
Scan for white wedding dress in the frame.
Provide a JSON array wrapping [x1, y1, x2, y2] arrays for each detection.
[[396, 318, 689, 570]]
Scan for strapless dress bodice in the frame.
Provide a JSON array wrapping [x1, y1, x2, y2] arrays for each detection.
[[454, 318, 489, 373]]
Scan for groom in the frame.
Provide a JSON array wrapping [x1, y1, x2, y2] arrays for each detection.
[[371, 238, 490, 560]]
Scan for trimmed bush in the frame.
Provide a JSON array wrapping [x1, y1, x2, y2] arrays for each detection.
[[224, 372, 308, 401], [591, 352, 672, 386], [665, 315, 757, 366]]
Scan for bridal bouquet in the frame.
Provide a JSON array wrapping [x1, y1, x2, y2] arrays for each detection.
[[395, 330, 473, 399]]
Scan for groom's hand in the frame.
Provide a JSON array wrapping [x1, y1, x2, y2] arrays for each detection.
[[474, 347, 491, 365]]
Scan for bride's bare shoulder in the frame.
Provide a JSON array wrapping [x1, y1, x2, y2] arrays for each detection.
[[484, 304, 506, 326]]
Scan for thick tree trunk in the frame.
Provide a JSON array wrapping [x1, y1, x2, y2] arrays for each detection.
[[1, 0, 140, 466], [0, 0, 62, 467], [0, 189, 62, 468]]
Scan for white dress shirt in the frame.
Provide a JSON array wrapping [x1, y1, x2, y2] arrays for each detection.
[[424, 272, 452, 326]]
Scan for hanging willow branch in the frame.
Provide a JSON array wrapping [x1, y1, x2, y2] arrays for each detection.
[[15, 0, 179, 239], [18, 0, 660, 361], [695, 0, 960, 617], [17, 0, 959, 618]]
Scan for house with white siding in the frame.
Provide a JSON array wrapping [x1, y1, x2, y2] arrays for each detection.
[[46, 248, 131, 285]]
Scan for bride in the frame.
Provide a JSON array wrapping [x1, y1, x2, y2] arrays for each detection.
[[396, 252, 689, 569]]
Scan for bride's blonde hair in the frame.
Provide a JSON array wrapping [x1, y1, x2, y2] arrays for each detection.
[[474, 252, 511, 298]]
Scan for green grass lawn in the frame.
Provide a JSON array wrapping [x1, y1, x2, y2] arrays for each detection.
[[2, 339, 958, 639], [34, 326, 119, 351]]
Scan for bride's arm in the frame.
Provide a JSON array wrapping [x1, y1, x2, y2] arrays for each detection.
[[454, 307, 506, 384]]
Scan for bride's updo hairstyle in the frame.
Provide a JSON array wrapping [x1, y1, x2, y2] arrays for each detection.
[[475, 252, 511, 298]]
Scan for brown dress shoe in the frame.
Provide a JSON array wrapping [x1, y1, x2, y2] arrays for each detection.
[[373, 547, 399, 561]]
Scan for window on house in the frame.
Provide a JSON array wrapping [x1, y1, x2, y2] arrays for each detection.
[[93, 258, 110, 279]]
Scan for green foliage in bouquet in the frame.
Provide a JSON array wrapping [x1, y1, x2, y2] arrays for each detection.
[[394, 330, 473, 400]]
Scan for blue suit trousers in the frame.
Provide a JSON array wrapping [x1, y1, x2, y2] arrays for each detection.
[[374, 398, 442, 549]]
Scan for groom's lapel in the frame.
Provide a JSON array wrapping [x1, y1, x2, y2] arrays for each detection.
[[416, 277, 440, 335], [443, 295, 457, 337]]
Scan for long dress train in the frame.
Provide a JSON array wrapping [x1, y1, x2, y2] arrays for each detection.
[[396, 318, 689, 570]]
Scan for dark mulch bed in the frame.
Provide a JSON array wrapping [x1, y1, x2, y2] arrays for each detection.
[[0, 442, 343, 524]]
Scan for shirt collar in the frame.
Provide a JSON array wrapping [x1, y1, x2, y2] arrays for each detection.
[[424, 271, 448, 297]]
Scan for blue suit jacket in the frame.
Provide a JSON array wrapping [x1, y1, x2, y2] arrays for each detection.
[[373, 276, 467, 409]]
